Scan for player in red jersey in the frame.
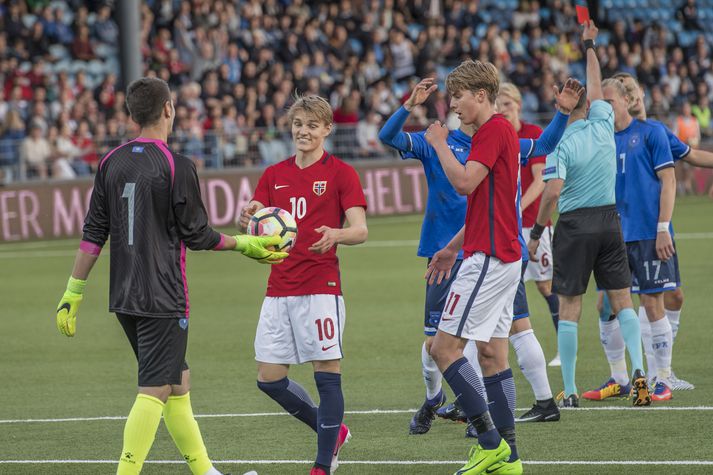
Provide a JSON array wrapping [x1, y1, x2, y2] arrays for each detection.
[[238, 95, 367, 475], [497, 84, 560, 368], [424, 60, 523, 474]]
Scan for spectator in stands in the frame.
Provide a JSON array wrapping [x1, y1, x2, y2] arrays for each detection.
[[675, 102, 702, 194], [693, 95, 711, 138], [357, 110, 384, 158], [72, 25, 95, 61], [93, 4, 119, 45], [20, 122, 51, 179]]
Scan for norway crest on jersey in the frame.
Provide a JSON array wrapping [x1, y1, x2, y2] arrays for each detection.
[[313, 181, 327, 196]]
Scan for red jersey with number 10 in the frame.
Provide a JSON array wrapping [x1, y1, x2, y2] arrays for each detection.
[[252, 152, 367, 297], [463, 114, 521, 263]]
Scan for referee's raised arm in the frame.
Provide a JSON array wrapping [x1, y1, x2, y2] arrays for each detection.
[[583, 20, 603, 102]]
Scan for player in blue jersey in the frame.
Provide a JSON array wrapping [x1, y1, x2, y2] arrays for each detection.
[[379, 77, 583, 433], [602, 77, 677, 401], [583, 72, 713, 400]]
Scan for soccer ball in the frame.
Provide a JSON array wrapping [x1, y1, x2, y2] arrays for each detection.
[[247, 207, 298, 252]]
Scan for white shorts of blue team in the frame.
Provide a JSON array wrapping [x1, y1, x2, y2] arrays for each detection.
[[438, 252, 520, 342], [522, 225, 554, 282], [255, 294, 346, 365]]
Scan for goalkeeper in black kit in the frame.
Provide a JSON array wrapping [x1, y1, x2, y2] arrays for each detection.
[[54, 77, 285, 475]]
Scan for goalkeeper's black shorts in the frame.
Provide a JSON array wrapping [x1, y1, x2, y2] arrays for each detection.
[[116, 313, 190, 386]]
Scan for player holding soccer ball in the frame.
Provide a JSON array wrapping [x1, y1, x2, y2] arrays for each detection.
[[54, 77, 284, 475], [238, 95, 368, 475]]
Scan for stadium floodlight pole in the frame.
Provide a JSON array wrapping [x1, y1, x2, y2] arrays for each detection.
[[117, 0, 142, 89]]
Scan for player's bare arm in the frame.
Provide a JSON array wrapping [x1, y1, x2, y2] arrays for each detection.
[[238, 200, 265, 232], [404, 77, 437, 111], [426, 121, 489, 195], [520, 163, 546, 211], [685, 149, 713, 168], [308, 206, 367, 254], [554, 78, 585, 115], [425, 226, 465, 286], [656, 167, 676, 261], [528, 178, 563, 261], [583, 20, 602, 101]]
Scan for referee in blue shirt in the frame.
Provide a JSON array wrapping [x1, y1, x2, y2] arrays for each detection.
[[526, 21, 651, 408]]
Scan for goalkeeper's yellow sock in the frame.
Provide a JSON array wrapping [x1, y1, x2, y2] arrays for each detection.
[[117, 394, 164, 475], [163, 393, 214, 475]]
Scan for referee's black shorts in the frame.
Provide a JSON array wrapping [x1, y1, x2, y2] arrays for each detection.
[[116, 313, 190, 387], [552, 205, 631, 296]]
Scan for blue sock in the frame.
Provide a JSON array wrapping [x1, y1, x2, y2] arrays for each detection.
[[442, 357, 500, 449], [257, 378, 318, 431], [558, 321, 578, 396], [314, 372, 344, 468], [600, 293, 614, 322], [544, 294, 560, 332], [483, 369, 518, 462], [617, 308, 644, 374]]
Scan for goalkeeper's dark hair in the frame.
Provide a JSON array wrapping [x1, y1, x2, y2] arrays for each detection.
[[126, 77, 171, 128]]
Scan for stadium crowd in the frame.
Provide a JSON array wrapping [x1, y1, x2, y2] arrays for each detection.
[[1, 0, 712, 184]]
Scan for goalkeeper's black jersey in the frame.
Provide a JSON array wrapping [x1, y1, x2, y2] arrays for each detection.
[[82, 138, 221, 318]]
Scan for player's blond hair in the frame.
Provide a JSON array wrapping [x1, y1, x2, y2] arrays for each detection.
[[288, 94, 333, 126], [611, 72, 639, 104], [602, 78, 629, 99], [498, 83, 522, 104], [446, 60, 500, 103]]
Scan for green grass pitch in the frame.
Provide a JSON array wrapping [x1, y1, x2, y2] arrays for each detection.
[[1, 196, 712, 474]]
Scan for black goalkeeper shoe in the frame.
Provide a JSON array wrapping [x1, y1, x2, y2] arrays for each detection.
[[515, 399, 561, 422], [409, 392, 446, 434], [435, 400, 467, 423]]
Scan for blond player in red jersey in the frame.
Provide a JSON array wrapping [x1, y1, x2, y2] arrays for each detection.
[[238, 95, 367, 475]]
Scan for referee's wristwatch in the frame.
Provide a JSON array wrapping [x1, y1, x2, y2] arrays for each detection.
[[583, 39, 596, 51]]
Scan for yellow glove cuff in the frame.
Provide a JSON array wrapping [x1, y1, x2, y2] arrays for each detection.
[[67, 276, 87, 295]]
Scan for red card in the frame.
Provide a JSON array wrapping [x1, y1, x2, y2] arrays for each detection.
[[576, 4, 590, 24]]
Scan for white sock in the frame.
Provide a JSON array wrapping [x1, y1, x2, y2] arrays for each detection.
[[203, 467, 223, 475], [509, 329, 552, 400], [665, 309, 681, 342], [421, 341, 442, 400], [599, 318, 629, 385], [463, 339, 481, 378], [650, 317, 673, 381], [639, 306, 656, 377]]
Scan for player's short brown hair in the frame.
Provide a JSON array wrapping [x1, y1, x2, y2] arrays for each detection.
[[126, 78, 171, 128], [446, 60, 500, 103], [498, 83, 522, 104], [602, 78, 629, 99], [288, 94, 333, 125]]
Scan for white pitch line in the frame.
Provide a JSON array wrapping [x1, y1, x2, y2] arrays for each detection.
[[1, 459, 712, 466], [3, 406, 713, 424]]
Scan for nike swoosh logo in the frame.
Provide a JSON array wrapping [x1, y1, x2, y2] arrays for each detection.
[[58, 303, 71, 313], [322, 344, 337, 351], [274, 184, 289, 189], [320, 423, 341, 429]]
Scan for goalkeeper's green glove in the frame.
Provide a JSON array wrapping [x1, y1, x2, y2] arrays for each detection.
[[233, 235, 289, 264], [56, 277, 86, 337]]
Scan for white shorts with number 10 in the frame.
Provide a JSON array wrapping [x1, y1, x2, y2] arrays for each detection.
[[438, 252, 521, 342], [522, 226, 553, 281], [255, 294, 346, 365]]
